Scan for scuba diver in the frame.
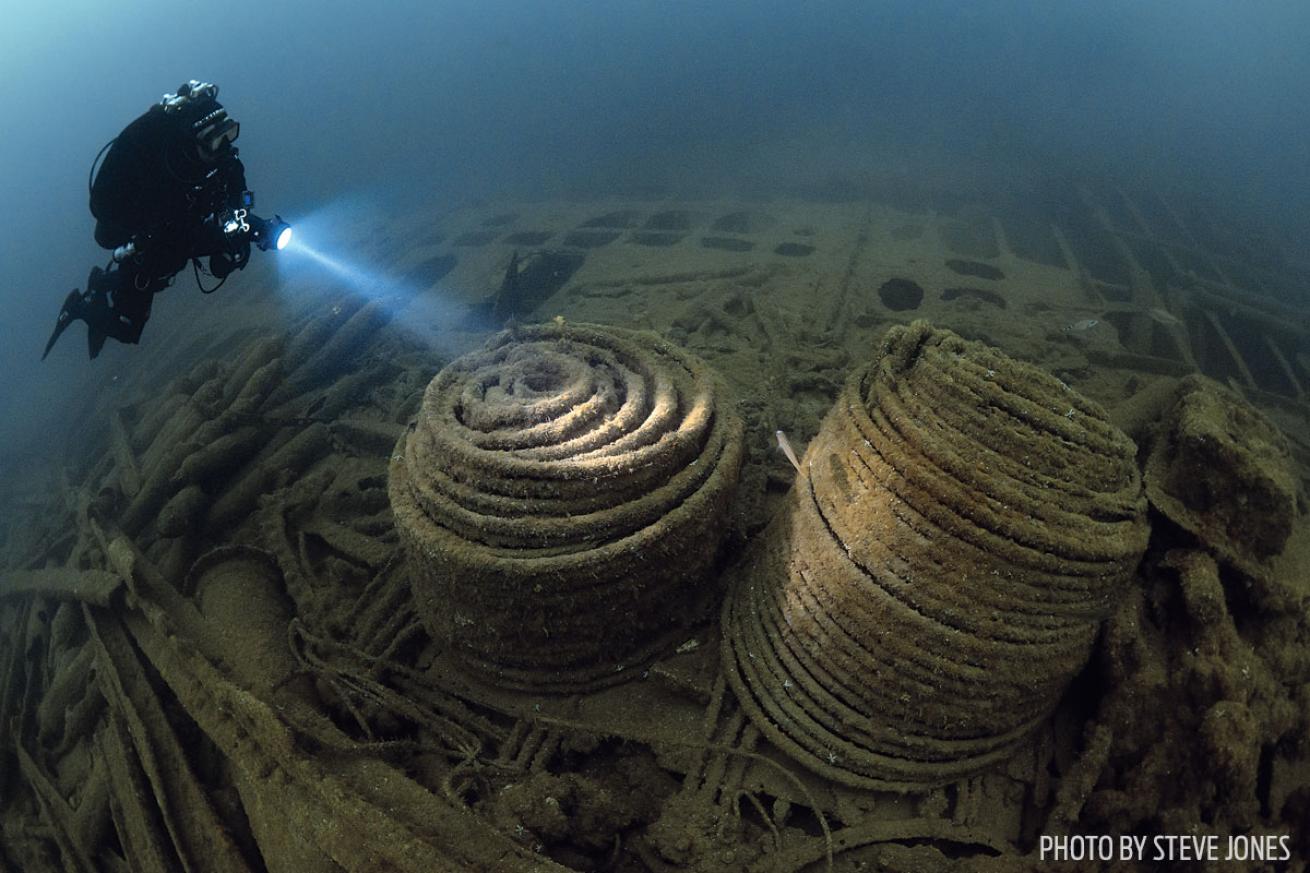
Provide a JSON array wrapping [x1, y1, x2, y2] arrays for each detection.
[[43, 80, 291, 360]]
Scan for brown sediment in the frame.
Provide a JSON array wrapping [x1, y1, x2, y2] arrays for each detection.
[[391, 321, 745, 692], [723, 321, 1150, 789]]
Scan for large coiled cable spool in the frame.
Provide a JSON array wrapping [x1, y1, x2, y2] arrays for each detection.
[[723, 321, 1148, 790], [390, 322, 744, 692]]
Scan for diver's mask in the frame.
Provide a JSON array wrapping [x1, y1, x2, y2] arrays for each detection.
[[193, 107, 239, 161]]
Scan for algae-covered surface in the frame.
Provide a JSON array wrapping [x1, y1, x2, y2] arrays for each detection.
[[1, 193, 1308, 872]]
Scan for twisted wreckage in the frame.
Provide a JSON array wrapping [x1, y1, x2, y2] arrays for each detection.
[[2, 190, 1309, 872]]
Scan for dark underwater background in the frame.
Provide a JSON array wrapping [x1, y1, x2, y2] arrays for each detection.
[[2, 0, 1309, 466]]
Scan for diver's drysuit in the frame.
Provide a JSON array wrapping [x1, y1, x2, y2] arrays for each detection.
[[44, 81, 253, 359]]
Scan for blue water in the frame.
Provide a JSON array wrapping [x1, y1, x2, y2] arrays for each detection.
[[2, 0, 1308, 458]]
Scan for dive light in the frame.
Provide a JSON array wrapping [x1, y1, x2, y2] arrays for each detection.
[[112, 241, 137, 263], [250, 214, 293, 252]]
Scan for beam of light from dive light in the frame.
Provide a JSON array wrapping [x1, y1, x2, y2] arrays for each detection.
[[271, 199, 470, 354], [273, 201, 392, 299], [284, 237, 382, 293]]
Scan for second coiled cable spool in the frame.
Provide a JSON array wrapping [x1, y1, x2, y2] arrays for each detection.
[[723, 321, 1149, 789]]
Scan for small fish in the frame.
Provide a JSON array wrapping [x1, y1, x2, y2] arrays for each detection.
[[1146, 307, 1181, 327], [1063, 318, 1099, 333], [775, 430, 802, 473]]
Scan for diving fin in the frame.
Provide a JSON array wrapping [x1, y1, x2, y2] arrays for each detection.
[[41, 289, 87, 361], [87, 320, 109, 360]]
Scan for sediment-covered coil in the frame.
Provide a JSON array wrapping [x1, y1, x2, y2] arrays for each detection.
[[391, 322, 744, 691], [723, 321, 1149, 789]]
